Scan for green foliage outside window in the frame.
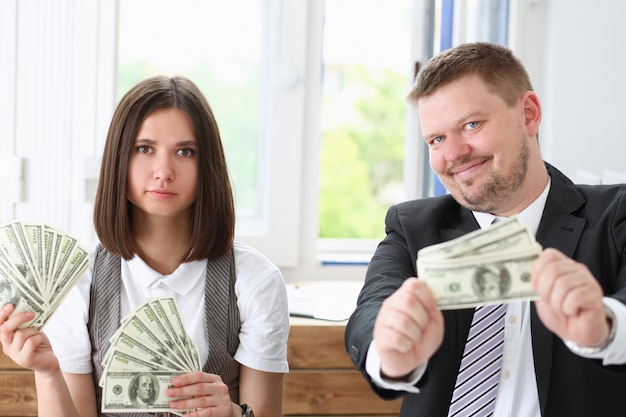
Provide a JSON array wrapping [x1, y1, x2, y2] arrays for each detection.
[[119, 63, 407, 240], [319, 67, 407, 239]]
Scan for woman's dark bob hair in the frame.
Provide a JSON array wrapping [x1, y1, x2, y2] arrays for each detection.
[[93, 75, 234, 261]]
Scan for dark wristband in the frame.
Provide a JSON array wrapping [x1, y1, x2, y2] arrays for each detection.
[[241, 404, 254, 417]]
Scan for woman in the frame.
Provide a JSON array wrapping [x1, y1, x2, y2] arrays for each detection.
[[0, 75, 289, 417]]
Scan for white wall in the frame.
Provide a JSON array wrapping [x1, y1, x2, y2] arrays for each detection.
[[512, 0, 626, 183], [0, 0, 116, 243]]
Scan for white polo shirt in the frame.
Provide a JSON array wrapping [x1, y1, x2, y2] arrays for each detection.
[[45, 241, 290, 374]]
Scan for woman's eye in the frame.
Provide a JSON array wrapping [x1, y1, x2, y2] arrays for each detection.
[[136, 145, 152, 154], [177, 148, 196, 157]]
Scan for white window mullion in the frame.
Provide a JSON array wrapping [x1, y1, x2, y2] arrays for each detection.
[[235, 0, 312, 267], [69, 0, 117, 244], [0, 0, 18, 222]]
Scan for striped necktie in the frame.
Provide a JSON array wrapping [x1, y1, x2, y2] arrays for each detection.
[[447, 303, 507, 417], [448, 217, 507, 416]]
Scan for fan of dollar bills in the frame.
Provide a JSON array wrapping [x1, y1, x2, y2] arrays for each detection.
[[0, 220, 90, 329], [99, 296, 201, 415], [417, 215, 543, 310]]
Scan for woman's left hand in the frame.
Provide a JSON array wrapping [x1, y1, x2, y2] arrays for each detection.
[[167, 371, 235, 417]]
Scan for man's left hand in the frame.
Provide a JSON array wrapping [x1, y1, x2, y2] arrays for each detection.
[[532, 248, 611, 347]]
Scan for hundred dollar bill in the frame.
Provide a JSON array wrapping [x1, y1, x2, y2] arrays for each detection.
[[43, 225, 60, 295], [0, 222, 43, 293], [23, 224, 45, 289], [151, 297, 200, 371], [109, 331, 187, 372], [147, 299, 190, 367], [103, 349, 173, 373], [419, 247, 541, 309], [114, 314, 189, 371], [0, 247, 45, 305], [48, 233, 79, 294], [132, 303, 191, 369], [0, 263, 46, 328], [47, 244, 89, 310], [0, 220, 90, 329], [100, 348, 173, 388], [417, 215, 534, 261], [101, 371, 191, 413]]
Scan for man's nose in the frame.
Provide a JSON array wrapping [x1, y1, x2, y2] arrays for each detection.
[[444, 134, 471, 161]]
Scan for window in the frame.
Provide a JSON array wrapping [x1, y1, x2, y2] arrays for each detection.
[[116, 0, 430, 275], [118, 0, 267, 230], [2, 0, 512, 281], [316, 0, 430, 270], [117, 0, 310, 267], [318, 0, 414, 243]]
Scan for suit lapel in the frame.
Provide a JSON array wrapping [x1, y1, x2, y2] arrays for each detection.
[[532, 163, 587, 414], [536, 208, 586, 258], [441, 206, 480, 242]]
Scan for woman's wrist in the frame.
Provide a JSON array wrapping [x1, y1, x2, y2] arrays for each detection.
[[33, 365, 64, 387]]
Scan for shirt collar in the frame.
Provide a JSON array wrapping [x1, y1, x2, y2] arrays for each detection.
[[473, 178, 551, 235], [126, 255, 207, 296]]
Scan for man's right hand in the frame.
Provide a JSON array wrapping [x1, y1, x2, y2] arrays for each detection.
[[372, 278, 444, 380]]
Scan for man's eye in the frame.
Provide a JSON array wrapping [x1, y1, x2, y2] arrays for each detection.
[[432, 136, 444, 144], [465, 121, 479, 129]]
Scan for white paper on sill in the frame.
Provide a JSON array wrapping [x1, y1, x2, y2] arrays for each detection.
[[286, 281, 363, 321]]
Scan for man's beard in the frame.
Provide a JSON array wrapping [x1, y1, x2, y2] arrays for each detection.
[[447, 137, 529, 213]]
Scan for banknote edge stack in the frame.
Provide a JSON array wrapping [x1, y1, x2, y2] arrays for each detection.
[[417, 215, 543, 310], [100, 296, 201, 415], [0, 220, 90, 329]]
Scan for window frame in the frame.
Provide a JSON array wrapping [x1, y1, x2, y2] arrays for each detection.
[[233, 0, 312, 268], [0, 0, 433, 282]]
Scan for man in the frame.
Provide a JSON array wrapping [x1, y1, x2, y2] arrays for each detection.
[[345, 42, 626, 416]]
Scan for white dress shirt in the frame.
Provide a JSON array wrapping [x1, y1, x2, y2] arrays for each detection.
[[366, 179, 626, 416]]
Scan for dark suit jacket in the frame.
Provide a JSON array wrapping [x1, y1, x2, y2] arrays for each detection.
[[345, 163, 626, 417]]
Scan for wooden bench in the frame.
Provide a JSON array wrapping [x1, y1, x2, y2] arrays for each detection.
[[0, 353, 36, 417], [0, 318, 402, 416], [284, 317, 401, 416]]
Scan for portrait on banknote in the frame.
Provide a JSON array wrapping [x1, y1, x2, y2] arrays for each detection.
[[471, 264, 511, 300], [0, 281, 19, 307], [129, 372, 159, 408]]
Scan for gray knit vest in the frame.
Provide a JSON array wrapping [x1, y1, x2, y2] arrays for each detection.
[[88, 245, 241, 417]]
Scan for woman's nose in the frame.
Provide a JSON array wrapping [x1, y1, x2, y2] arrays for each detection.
[[153, 155, 174, 181]]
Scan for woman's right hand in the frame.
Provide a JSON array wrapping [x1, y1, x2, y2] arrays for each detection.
[[0, 304, 60, 375]]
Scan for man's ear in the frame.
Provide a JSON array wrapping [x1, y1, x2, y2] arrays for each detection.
[[521, 91, 542, 137]]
